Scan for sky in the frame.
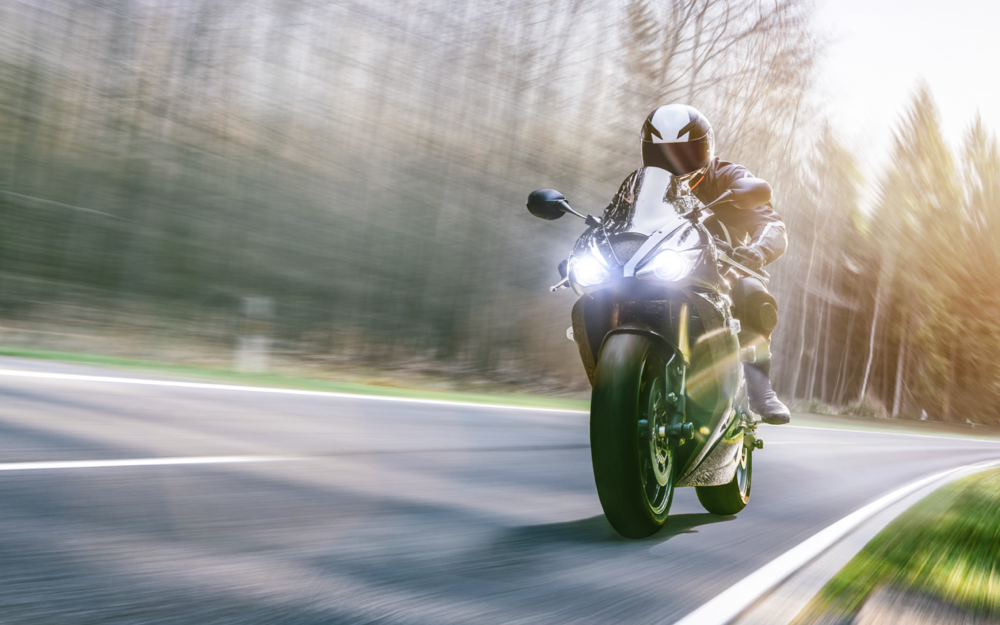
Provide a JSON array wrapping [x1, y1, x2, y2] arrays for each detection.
[[814, 0, 1000, 184]]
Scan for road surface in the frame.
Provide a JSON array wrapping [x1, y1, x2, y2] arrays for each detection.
[[0, 357, 997, 624]]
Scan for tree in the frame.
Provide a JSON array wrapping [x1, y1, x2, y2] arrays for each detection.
[[863, 85, 964, 418]]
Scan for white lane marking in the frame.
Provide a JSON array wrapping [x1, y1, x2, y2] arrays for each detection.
[[778, 424, 1000, 445], [0, 456, 292, 472], [0, 369, 996, 445], [0, 368, 589, 414], [762, 441, 996, 446], [672, 458, 1000, 625], [761, 441, 884, 445]]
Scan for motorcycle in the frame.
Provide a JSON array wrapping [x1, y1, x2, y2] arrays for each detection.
[[526, 167, 772, 539]]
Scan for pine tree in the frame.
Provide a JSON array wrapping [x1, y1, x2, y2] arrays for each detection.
[[865, 85, 964, 419]]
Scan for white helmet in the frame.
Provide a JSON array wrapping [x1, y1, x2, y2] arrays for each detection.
[[640, 104, 714, 179]]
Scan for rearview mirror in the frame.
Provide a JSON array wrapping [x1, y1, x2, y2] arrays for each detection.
[[526, 189, 570, 220]]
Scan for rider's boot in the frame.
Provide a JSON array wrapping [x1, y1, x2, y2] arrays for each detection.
[[744, 358, 790, 425], [734, 277, 789, 424]]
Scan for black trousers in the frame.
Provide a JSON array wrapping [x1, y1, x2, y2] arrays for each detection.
[[732, 276, 777, 363]]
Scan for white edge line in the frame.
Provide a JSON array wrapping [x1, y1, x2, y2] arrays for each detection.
[[0, 369, 996, 446], [671, 458, 1000, 625], [0, 368, 589, 414], [0, 455, 292, 472], [779, 424, 1000, 445]]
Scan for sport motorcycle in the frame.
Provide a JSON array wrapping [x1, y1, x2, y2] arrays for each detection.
[[526, 167, 773, 538]]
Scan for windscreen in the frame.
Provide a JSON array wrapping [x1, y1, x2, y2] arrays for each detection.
[[601, 167, 702, 236]]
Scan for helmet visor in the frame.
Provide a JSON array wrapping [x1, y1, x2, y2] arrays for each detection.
[[642, 138, 711, 176]]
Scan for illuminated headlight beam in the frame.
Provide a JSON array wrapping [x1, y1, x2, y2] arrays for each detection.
[[636, 249, 701, 282], [570, 255, 611, 287]]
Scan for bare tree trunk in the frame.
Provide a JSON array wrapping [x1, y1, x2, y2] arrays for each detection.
[[834, 305, 856, 405], [942, 343, 955, 420], [860, 253, 895, 402], [891, 313, 908, 418], [805, 271, 827, 400], [858, 281, 881, 402], [879, 325, 891, 405], [687, 2, 704, 102], [820, 284, 835, 402], [789, 211, 822, 397]]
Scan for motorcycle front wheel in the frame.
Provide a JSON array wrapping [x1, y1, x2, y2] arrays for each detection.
[[696, 442, 752, 515], [590, 333, 677, 539]]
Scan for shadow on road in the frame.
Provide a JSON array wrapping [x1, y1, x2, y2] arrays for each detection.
[[501, 511, 736, 547], [657, 512, 736, 539], [455, 512, 739, 581]]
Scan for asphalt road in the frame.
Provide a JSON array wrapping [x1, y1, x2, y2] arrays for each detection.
[[0, 357, 998, 624]]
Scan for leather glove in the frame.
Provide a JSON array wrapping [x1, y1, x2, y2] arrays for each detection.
[[714, 238, 734, 259], [733, 246, 765, 270]]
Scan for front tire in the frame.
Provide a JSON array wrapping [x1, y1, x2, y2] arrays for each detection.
[[695, 442, 752, 515], [591, 333, 677, 539]]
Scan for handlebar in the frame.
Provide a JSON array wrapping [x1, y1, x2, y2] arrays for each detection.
[[717, 253, 769, 285]]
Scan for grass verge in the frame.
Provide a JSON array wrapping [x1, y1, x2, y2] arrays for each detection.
[[0, 346, 590, 412], [794, 467, 1000, 623], [0, 347, 996, 442]]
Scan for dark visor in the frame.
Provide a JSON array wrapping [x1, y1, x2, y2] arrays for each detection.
[[641, 139, 711, 176]]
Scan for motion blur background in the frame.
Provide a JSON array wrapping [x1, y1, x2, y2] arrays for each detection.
[[1, 0, 997, 422]]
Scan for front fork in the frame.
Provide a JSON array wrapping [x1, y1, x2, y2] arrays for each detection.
[[656, 301, 692, 443], [657, 354, 692, 441]]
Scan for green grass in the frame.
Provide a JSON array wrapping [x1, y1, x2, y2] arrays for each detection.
[[0, 346, 590, 412], [0, 346, 996, 444], [795, 468, 1000, 623]]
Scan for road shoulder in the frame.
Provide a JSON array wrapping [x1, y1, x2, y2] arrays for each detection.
[[734, 463, 1000, 625]]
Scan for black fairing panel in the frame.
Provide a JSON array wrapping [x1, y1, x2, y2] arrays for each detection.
[[572, 286, 743, 481], [678, 291, 742, 478], [571, 286, 700, 387]]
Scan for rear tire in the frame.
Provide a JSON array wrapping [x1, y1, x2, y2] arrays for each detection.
[[590, 333, 677, 539], [695, 443, 752, 515]]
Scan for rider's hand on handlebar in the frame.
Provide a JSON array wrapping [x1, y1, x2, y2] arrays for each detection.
[[714, 238, 734, 258], [733, 246, 764, 270]]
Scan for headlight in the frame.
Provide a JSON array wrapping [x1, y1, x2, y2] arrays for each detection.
[[636, 249, 701, 282], [570, 255, 611, 286]]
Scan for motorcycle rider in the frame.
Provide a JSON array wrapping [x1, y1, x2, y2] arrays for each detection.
[[636, 103, 791, 425]]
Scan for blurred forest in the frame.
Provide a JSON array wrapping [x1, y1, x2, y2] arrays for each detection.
[[0, 0, 997, 422]]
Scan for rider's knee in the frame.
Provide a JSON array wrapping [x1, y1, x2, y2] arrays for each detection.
[[733, 276, 778, 338]]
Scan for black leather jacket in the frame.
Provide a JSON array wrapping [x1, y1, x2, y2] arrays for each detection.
[[689, 157, 787, 266]]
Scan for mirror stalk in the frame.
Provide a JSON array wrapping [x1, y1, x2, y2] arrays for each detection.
[[685, 189, 733, 221], [559, 201, 602, 227], [559, 202, 588, 221], [549, 277, 570, 292]]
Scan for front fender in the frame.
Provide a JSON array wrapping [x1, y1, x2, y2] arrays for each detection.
[[571, 292, 686, 386], [600, 324, 680, 359]]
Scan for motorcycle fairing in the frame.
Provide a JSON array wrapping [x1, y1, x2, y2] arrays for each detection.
[[602, 167, 702, 236], [570, 289, 688, 385], [570, 168, 718, 297], [571, 286, 749, 487], [673, 290, 746, 484]]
